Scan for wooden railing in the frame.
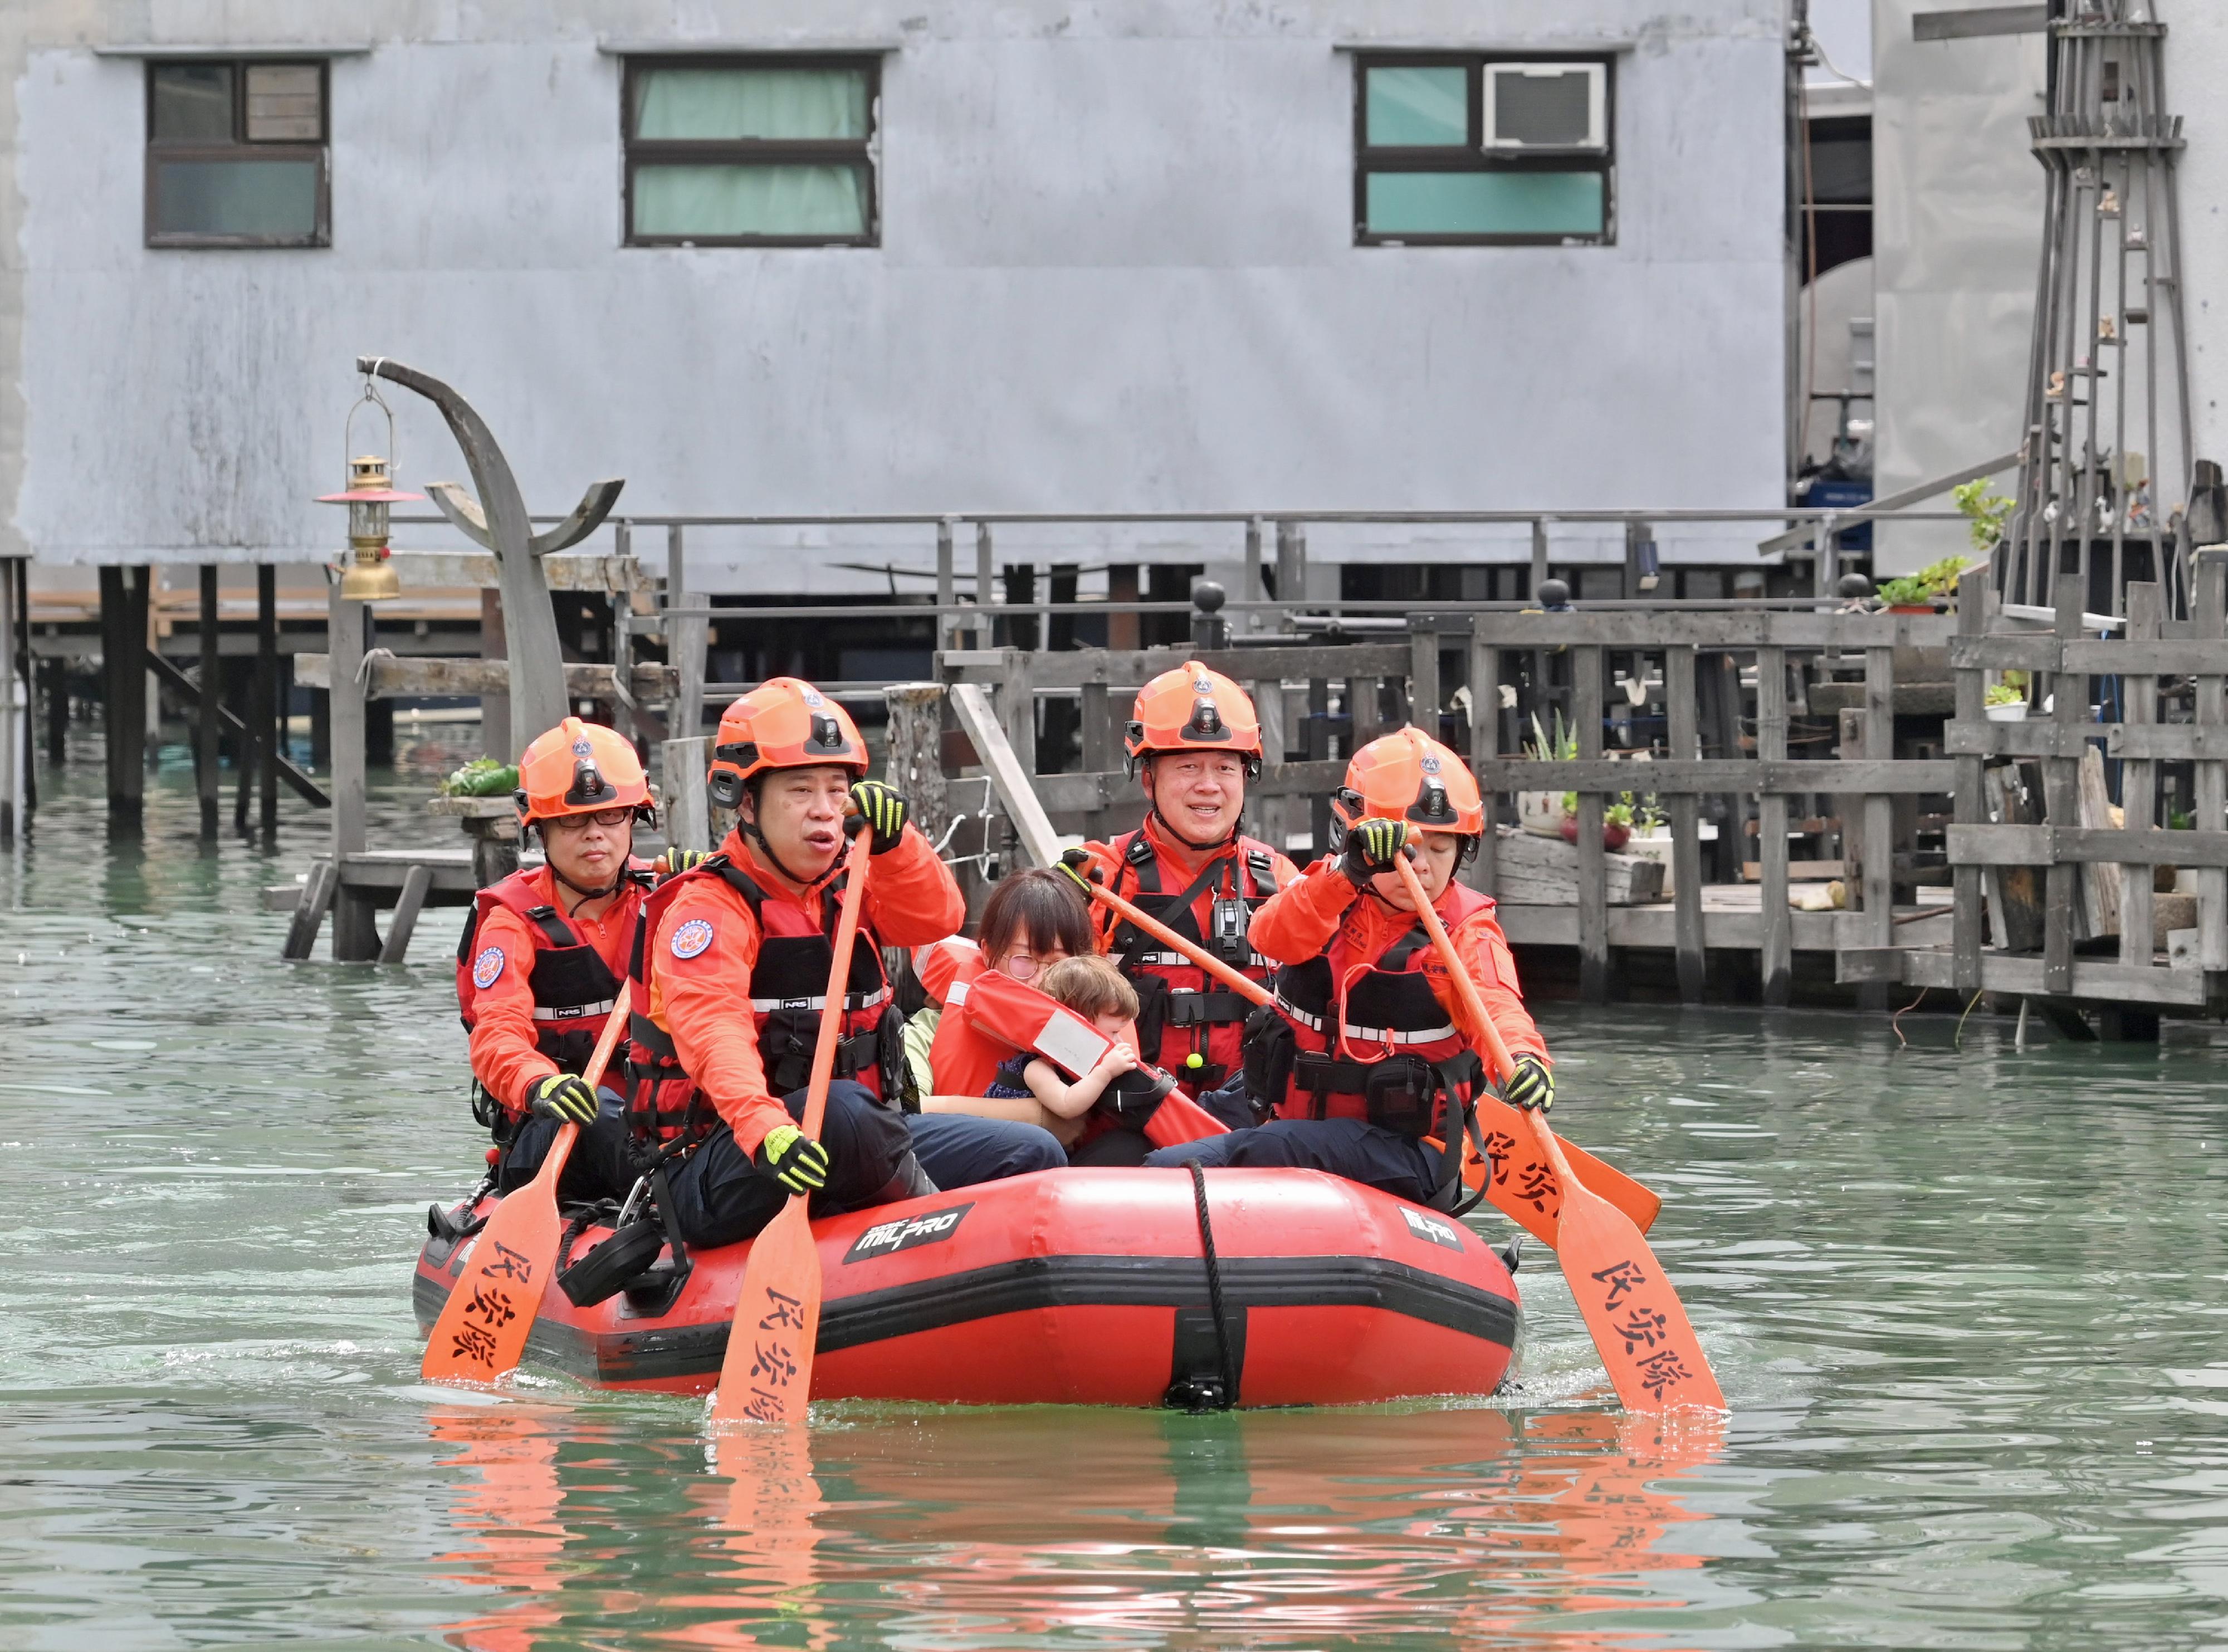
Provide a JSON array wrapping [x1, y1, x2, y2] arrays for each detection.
[[917, 576, 2224, 1019]]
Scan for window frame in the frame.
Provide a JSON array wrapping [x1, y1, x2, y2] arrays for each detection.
[[143, 57, 330, 250], [620, 52, 881, 249], [1352, 51, 1616, 248]]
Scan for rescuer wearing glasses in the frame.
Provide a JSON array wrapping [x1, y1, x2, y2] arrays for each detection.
[[455, 718, 664, 1203]]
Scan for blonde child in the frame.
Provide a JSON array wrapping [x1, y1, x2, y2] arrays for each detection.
[[980, 955, 1141, 1147]]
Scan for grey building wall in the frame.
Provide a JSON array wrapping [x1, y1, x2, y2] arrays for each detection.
[[1870, 0, 2046, 575], [2169, 7, 2228, 487], [8, 0, 1788, 589]]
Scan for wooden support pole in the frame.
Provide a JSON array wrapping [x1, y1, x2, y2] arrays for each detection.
[[282, 858, 339, 962], [2119, 581, 2162, 969], [2043, 574, 2083, 994], [1468, 626, 1499, 897], [0, 557, 17, 844], [1306, 676, 1331, 859], [328, 584, 378, 961], [1000, 647, 1037, 797], [257, 565, 279, 837], [1757, 644, 1792, 1006], [883, 683, 949, 847], [1575, 643, 1610, 1004], [100, 565, 147, 826], [197, 565, 220, 839], [661, 736, 711, 853], [480, 586, 510, 759], [1666, 645, 1706, 1003], [1250, 673, 1286, 854], [976, 522, 997, 650], [1862, 642, 1897, 1010], [666, 524, 705, 746], [1409, 624, 1440, 739], [379, 864, 434, 964], [1952, 572, 1988, 993], [2193, 549, 2226, 969], [42, 656, 66, 766], [936, 517, 957, 653], [7, 559, 26, 821]]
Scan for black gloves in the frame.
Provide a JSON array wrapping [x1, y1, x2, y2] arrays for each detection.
[[1502, 1054, 1555, 1113], [1339, 817, 1410, 887], [527, 1072, 600, 1126], [659, 848, 710, 880], [1058, 845, 1103, 894], [754, 1123, 832, 1195], [848, 780, 910, 855]]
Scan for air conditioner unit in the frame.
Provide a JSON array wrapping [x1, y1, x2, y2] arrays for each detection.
[[1483, 62, 1606, 151]]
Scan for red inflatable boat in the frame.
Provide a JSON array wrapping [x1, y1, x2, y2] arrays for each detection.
[[413, 1167, 1520, 1407]]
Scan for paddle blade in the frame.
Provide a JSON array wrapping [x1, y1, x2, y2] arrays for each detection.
[[1538, 1128, 1723, 1415], [420, 1126, 572, 1384], [1464, 1094, 1662, 1241], [709, 1198, 822, 1430]]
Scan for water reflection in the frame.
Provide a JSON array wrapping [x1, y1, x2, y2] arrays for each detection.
[[432, 1402, 1727, 1650]]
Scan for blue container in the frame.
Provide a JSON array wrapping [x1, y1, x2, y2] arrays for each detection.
[[1800, 476, 1873, 552]]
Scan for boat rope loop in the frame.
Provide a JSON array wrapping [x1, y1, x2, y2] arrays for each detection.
[[1165, 1160, 1240, 1414]]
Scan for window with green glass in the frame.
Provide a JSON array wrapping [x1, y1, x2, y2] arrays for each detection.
[[145, 60, 329, 248], [624, 57, 878, 246], [1354, 53, 1613, 246]]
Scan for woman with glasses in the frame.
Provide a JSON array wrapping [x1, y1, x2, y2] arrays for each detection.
[[911, 868, 1094, 1101], [455, 717, 660, 1204]]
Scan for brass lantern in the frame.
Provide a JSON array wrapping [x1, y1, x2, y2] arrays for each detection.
[[319, 375, 421, 602]]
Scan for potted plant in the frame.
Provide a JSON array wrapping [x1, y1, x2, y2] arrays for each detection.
[[1876, 553, 1971, 613], [1985, 675, 2028, 723], [1557, 791, 1639, 852], [1518, 712, 1576, 837]]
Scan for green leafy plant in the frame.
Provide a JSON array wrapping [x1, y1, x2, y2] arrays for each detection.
[[1985, 682, 2024, 707], [441, 757, 519, 798], [1527, 711, 1577, 762], [1877, 553, 1971, 608], [1952, 478, 2016, 554], [1603, 801, 1636, 829]]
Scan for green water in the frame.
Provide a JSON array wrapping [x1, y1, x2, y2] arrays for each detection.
[[8, 735, 2228, 1650]]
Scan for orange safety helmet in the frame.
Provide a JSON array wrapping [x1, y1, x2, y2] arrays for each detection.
[[1123, 660, 1264, 779], [514, 716, 653, 833], [1331, 726, 1484, 863], [706, 677, 869, 809]]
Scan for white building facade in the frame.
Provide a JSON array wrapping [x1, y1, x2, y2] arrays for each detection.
[[2, 0, 1791, 590]]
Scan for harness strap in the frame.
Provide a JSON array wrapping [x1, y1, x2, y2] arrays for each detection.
[[522, 905, 580, 948], [534, 998, 617, 1022], [1161, 989, 1255, 1027], [1282, 1002, 1458, 1047], [747, 984, 892, 1015]]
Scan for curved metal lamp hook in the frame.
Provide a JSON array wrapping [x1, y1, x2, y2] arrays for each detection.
[[344, 359, 399, 478]]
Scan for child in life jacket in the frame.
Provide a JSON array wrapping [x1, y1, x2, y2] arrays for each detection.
[[979, 955, 1144, 1148]]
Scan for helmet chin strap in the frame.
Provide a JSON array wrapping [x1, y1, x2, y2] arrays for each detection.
[[740, 815, 821, 891], [541, 823, 629, 911]]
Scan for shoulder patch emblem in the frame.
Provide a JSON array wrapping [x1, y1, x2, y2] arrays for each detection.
[[670, 917, 716, 961], [471, 946, 506, 990]]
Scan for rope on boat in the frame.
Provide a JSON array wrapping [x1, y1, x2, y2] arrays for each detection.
[[1189, 1160, 1238, 1411]]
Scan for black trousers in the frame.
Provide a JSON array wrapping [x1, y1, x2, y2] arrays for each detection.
[[499, 1080, 918, 1250], [1142, 1118, 1448, 1206]]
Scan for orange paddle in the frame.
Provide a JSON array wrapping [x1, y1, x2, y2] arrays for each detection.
[[1392, 851, 1723, 1414], [709, 828, 872, 1431], [422, 981, 631, 1385], [1077, 872, 1660, 1240]]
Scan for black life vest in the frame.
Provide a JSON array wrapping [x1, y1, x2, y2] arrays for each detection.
[[456, 867, 643, 1074], [625, 853, 898, 1143], [1105, 828, 1281, 1089], [1240, 885, 1492, 1143]]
